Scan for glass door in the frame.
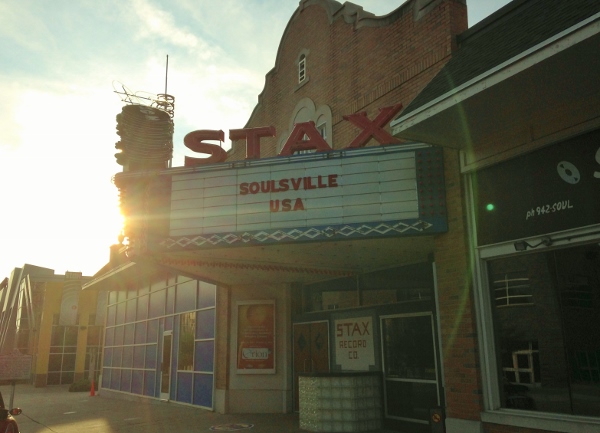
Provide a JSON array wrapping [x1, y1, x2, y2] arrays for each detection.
[[160, 331, 172, 400], [380, 312, 441, 425], [293, 321, 329, 411]]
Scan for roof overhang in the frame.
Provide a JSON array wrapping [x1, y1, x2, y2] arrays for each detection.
[[83, 235, 436, 289], [391, 14, 600, 151], [82, 261, 167, 291]]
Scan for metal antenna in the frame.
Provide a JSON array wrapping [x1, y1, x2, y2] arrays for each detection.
[[165, 55, 169, 95]]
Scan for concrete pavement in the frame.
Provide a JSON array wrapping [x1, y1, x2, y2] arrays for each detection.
[[1, 384, 398, 433], [1, 384, 301, 433]]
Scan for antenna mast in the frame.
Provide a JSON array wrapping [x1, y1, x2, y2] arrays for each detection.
[[165, 55, 169, 95]]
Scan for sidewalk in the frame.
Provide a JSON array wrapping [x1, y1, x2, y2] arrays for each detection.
[[1, 384, 397, 433], [1, 384, 301, 433]]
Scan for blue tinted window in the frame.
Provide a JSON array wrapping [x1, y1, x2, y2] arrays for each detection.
[[176, 372, 193, 403], [196, 309, 215, 340], [194, 341, 214, 372], [193, 373, 213, 408]]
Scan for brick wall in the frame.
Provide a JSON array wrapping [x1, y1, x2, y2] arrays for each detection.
[[435, 147, 483, 420], [227, 0, 467, 160]]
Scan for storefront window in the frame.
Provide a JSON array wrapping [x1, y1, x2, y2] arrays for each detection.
[[488, 243, 600, 416], [300, 263, 433, 313]]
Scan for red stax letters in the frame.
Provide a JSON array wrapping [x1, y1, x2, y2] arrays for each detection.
[[343, 103, 403, 148], [279, 121, 332, 156], [184, 130, 227, 166], [182, 104, 403, 166], [229, 126, 276, 160]]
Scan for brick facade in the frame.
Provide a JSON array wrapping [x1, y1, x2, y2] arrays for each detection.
[[227, 0, 467, 160]]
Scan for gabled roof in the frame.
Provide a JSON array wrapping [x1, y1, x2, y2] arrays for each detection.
[[391, 0, 600, 153], [400, 0, 600, 116]]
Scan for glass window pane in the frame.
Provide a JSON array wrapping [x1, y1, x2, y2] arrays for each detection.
[[110, 368, 121, 390], [101, 369, 111, 388], [126, 299, 137, 323], [178, 313, 196, 371], [137, 295, 149, 321], [64, 326, 78, 346], [121, 369, 132, 392], [51, 326, 65, 346], [489, 244, 600, 417], [176, 279, 197, 313], [198, 282, 216, 309], [382, 315, 436, 380], [62, 354, 76, 371], [196, 309, 215, 340], [103, 348, 113, 367], [193, 373, 213, 408], [146, 344, 157, 370], [107, 305, 116, 326], [165, 316, 173, 332], [194, 341, 214, 372], [150, 290, 165, 318], [108, 291, 118, 305], [166, 286, 175, 315], [114, 325, 124, 346], [48, 354, 62, 372], [122, 346, 134, 368], [385, 381, 438, 422], [144, 371, 156, 397], [116, 301, 126, 325], [133, 345, 146, 369], [131, 369, 144, 395], [112, 347, 122, 367], [135, 322, 147, 344], [124, 323, 135, 345], [176, 372, 192, 403], [147, 319, 159, 343]]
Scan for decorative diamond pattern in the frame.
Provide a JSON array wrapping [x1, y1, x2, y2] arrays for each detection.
[[160, 219, 440, 250]]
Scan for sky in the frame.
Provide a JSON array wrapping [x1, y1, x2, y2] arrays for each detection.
[[0, 0, 512, 280]]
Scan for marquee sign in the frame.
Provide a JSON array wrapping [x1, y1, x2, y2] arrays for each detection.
[[162, 144, 447, 250], [475, 129, 600, 245]]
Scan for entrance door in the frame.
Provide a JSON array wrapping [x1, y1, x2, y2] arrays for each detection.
[[160, 331, 172, 400], [293, 321, 330, 411], [380, 313, 441, 428]]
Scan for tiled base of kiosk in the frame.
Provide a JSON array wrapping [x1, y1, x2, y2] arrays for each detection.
[[299, 372, 382, 432]]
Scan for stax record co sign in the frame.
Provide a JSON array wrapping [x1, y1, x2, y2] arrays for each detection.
[[161, 103, 448, 251]]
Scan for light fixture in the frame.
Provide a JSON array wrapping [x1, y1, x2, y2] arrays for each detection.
[[513, 237, 552, 252]]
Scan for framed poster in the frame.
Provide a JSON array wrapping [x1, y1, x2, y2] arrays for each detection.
[[236, 300, 276, 374]]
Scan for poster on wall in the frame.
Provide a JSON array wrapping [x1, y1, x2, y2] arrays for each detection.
[[335, 316, 375, 371], [236, 300, 276, 374]]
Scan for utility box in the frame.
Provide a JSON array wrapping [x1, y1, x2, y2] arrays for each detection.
[[429, 407, 445, 433]]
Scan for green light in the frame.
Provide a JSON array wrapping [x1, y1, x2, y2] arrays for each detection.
[[486, 203, 495, 211]]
